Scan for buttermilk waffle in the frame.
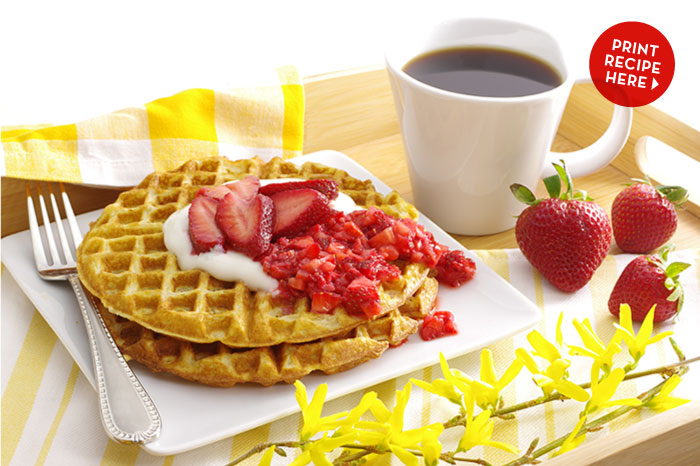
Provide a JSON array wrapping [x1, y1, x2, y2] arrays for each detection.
[[77, 157, 430, 348], [95, 277, 438, 387]]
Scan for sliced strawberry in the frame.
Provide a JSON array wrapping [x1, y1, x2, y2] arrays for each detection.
[[227, 176, 260, 202], [197, 177, 260, 202], [343, 276, 382, 318], [197, 184, 234, 201], [270, 189, 331, 238], [260, 179, 339, 200], [311, 292, 342, 313], [215, 193, 274, 258], [188, 196, 224, 254]]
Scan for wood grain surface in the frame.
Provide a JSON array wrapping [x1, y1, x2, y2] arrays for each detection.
[[2, 65, 699, 465]]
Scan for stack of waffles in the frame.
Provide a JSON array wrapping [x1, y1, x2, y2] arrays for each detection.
[[76, 157, 439, 386]]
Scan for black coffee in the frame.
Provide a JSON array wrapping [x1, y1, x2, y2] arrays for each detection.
[[403, 47, 562, 97]]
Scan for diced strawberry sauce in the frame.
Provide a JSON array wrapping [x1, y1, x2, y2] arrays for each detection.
[[420, 310, 458, 341], [259, 206, 476, 319], [435, 250, 476, 287]]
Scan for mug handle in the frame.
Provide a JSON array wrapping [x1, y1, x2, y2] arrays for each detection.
[[542, 78, 633, 178]]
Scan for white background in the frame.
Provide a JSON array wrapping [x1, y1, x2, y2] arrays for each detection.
[[1, 0, 697, 129]]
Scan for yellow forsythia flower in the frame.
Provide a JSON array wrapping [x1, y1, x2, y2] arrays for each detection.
[[450, 349, 523, 411], [646, 375, 690, 412], [516, 348, 589, 402], [457, 386, 518, 454], [568, 318, 622, 374], [294, 381, 347, 441], [527, 329, 562, 362], [334, 391, 377, 435], [614, 304, 673, 370], [585, 367, 641, 415], [356, 383, 445, 466], [411, 377, 462, 406], [288, 433, 356, 466], [420, 424, 444, 466]]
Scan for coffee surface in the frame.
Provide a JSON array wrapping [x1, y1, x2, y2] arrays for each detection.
[[403, 47, 562, 97]]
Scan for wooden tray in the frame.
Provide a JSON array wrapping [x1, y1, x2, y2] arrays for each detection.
[[2, 66, 699, 464]]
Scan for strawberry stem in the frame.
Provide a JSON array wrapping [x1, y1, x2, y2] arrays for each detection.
[[657, 243, 674, 262], [553, 161, 574, 200]]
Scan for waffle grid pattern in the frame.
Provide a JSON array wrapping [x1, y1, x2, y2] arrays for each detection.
[[97, 277, 437, 387], [77, 157, 429, 348]]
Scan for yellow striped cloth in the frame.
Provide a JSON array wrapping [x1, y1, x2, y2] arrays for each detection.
[[2, 249, 699, 466], [0, 65, 304, 187]]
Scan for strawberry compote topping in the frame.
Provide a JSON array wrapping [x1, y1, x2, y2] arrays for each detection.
[[182, 177, 476, 332], [260, 206, 476, 319], [420, 310, 458, 341], [435, 250, 477, 287], [261, 209, 403, 318]]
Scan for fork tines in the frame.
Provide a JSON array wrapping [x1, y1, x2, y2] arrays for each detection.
[[27, 183, 82, 267]]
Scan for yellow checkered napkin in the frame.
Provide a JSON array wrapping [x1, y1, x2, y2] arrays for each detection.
[[0, 65, 304, 187]]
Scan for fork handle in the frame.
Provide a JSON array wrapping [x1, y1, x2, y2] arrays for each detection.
[[68, 274, 161, 444]]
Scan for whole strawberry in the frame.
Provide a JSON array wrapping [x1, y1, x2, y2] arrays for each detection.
[[611, 180, 688, 253], [608, 245, 689, 322], [511, 161, 612, 292]]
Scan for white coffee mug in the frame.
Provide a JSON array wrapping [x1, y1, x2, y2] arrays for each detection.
[[386, 18, 633, 235]]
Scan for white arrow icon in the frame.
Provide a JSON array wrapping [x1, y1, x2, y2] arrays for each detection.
[[652, 78, 659, 90]]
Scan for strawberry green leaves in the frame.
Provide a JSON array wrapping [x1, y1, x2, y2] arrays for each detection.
[[653, 244, 691, 315], [656, 185, 689, 205], [510, 183, 539, 206], [629, 176, 689, 206], [543, 170, 562, 199], [510, 160, 593, 207]]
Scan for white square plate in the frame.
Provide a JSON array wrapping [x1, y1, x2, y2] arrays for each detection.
[[1, 150, 540, 455]]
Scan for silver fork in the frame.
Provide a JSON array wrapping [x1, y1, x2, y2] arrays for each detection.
[[27, 183, 161, 444]]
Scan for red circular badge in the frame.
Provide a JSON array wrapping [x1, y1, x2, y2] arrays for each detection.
[[589, 21, 674, 107]]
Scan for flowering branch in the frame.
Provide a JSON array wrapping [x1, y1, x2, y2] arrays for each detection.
[[442, 354, 699, 429], [223, 315, 694, 466], [502, 366, 688, 466]]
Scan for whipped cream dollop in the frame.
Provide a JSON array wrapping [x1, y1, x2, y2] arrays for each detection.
[[163, 179, 361, 290]]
